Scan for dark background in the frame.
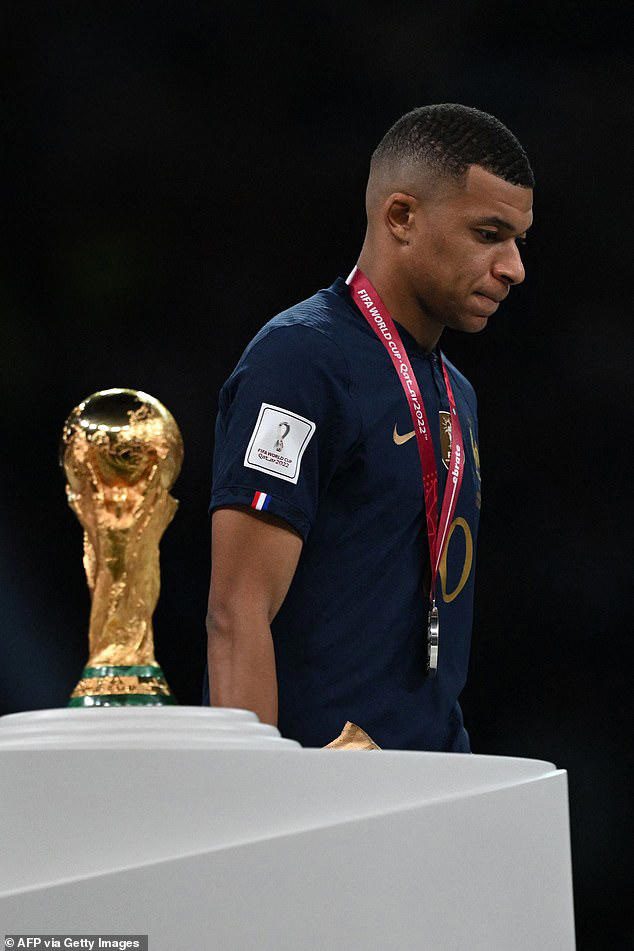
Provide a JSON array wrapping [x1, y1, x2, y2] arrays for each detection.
[[1, 2, 631, 947]]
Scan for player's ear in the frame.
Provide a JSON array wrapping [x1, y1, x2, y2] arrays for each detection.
[[384, 192, 416, 244]]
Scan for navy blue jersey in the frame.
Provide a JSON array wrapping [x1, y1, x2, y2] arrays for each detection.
[[203, 277, 481, 751]]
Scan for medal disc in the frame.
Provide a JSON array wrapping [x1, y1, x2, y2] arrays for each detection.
[[427, 604, 439, 675]]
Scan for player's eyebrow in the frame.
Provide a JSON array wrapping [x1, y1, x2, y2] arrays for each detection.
[[478, 215, 529, 236]]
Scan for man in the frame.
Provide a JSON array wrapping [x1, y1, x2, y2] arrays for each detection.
[[203, 104, 534, 751]]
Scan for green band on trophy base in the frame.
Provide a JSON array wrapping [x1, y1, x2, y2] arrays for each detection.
[[68, 664, 176, 706], [69, 694, 176, 707], [83, 665, 168, 679]]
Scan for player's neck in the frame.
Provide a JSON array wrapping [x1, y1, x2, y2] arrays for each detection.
[[355, 253, 444, 353]]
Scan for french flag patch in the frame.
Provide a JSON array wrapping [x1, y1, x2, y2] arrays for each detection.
[[251, 490, 271, 512]]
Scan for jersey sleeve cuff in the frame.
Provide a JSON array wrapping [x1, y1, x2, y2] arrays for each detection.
[[209, 486, 313, 541]]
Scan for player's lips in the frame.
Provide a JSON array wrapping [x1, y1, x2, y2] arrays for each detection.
[[471, 292, 502, 315], [475, 290, 508, 304]]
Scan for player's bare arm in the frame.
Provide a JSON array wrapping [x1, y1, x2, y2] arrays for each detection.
[[206, 506, 303, 726]]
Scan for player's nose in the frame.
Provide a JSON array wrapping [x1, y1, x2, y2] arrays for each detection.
[[492, 241, 526, 287]]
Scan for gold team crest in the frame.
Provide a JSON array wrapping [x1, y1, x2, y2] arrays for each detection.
[[439, 411, 452, 469]]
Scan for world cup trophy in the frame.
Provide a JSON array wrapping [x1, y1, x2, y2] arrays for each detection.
[[60, 388, 183, 706]]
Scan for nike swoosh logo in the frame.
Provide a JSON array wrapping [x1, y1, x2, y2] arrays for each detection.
[[393, 424, 416, 446]]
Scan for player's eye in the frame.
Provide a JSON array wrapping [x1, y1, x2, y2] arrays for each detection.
[[476, 229, 528, 247]]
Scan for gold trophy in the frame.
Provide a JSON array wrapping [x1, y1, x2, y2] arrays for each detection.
[[61, 388, 183, 706]]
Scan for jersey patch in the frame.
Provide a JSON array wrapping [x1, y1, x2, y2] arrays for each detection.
[[243, 402, 316, 484]]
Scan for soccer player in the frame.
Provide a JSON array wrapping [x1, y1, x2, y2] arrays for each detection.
[[203, 104, 534, 751]]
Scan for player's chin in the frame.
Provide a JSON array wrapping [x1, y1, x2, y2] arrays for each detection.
[[462, 314, 489, 333], [449, 311, 489, 334]]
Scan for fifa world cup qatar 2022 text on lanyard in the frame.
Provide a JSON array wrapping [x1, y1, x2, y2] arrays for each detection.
[[346, 267, 465, 675]]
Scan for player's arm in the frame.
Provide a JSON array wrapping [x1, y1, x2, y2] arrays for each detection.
[[206, 505, 303, 726]]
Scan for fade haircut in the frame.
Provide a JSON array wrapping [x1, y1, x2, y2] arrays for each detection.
[[372, 104, 534, 189]]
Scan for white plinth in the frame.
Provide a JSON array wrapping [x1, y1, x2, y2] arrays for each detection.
[[0, 707, 575, 950]]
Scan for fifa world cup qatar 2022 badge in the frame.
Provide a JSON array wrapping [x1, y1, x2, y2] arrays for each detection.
[[60, 388, 183, 706]]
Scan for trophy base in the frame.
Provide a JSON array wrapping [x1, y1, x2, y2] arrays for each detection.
[[68, 665, 176, 707]]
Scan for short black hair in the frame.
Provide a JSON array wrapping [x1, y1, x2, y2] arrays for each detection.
[[372, 104, 534, 189]]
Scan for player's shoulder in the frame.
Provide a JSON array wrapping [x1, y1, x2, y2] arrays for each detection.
[[441, 353, 478, 415], [241, 283, 355, 370]]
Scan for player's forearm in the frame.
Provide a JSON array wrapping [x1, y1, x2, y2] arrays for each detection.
[[206, 613, 278, 727]]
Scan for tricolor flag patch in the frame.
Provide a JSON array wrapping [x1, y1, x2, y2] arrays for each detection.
[[251, 490, 271, 512]]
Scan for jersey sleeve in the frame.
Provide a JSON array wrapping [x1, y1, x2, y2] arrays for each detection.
[[210, 323, 362, 540]]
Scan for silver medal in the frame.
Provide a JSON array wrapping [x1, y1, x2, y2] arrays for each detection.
[[427, 602, 439, 675]]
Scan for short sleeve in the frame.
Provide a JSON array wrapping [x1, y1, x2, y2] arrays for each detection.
[[210, 324, 362, 540]]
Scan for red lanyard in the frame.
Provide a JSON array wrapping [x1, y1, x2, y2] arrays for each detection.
[[346, 267, 465, 608]]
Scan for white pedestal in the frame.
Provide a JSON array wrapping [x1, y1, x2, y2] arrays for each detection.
[[0, 708, 575, 950]]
